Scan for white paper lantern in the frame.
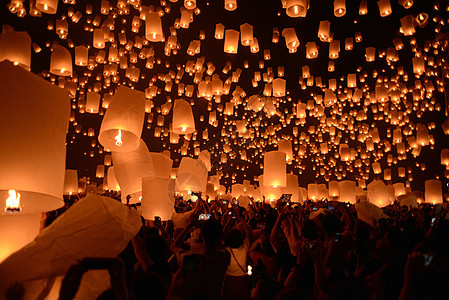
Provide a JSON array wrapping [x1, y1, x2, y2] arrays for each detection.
[[149, 152, 173, 178], [63, 170, 78, 195], [367, 180, 392, 207], [425, 180, 443, 204], [0, 29, 31, 71], [142, 177, 175, 221], [176, 157, 208, 193], [338, 180, 356, 204], [112, 139, 154, 204], [106, 167, 120, 191], [35, 0, 58, 14], [50, 44, 72, 76], [281, 174, 299, 202], [263, 151, 286, 188], [172, 98, 196, 135], [99, 86, 145, 153]]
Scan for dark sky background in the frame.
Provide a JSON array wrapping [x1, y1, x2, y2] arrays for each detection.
[[1, 0, 449, 194]]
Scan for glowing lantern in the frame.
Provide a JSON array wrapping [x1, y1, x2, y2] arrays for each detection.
[[328, 181, 339, 197], [377, 0, 392, 17], [231, 184, 244, 198], [263, 151, 286, 188], [240, 23, 253, 46], [282, 28, 299, 49], [172, 98, 195, 135], [112, 139, 154, 204], [365, 47, 376, 62], [86, 91, 100, 113], [74, 45, 88, 66], [441, 149, 449, 167], [35, 0, 58, 14], [338, 181, 356, 204], [215, 23, 225, 39], [412, 57, 425, 75], [307, 183, 319, 201], [278, 140, 293, 162], [0, 28, 31, 71], [425, 180, 442, 204], [145, 12, 164, 42], [96, 165, 105, 179], [318, 20, 331, 41], [63, 170, 78, 195], [367, 180, 392, 207], [334, 0, 346, 17], [281, 174, 299, 202], [99, 86, 145, 153], [0, 61, 69, 261], [50, 44, 72, 76], [372, 162, 382, 174], [393, 183, 406, 197], [285, 0, 309, 17], [272, 78, 286, 97], [359, 0, 368, 14], [107, 167, 120, 191], [149, 152, 173, 178], [142, 177, 175, 221], [225, 0, 237, 11], [400, 15, 415, 36], [176, 157, 208, 193], [224, 29, 239, 54], [184, 0, 196, 9]]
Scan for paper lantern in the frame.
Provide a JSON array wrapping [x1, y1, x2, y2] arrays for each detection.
[[142, 177, 175, 221], [99, 86, 145, 153], [224, 29, 239, 54], [372, 162, 382, 174], [318, 20, 331, 41], [0, 61, 69, 261], [355, 201, 389, 227], [400, 15, 416, 36], [112, 139, 154, 204], [231, 184, 245, 198], [50, 45, 72, 76], [367, 180, 392, 207], [63, 170, 78, 195], [334, 0, 346, 17], [338, 181, 356, 204], [278, 140, 293, 162], [240, 23, 253, 46], [281, 174, 299, 202], [86, 91, 100, 113], [149, 152, 173, 178], [328, 181, 339, 197], [184, 0, 196, 9], [285, 0, 309, 18], [307, 183, 319, 201], [145, 12, 164, 42], [441, 149, 449, 167], [0, 29, 31, 71], [214, 23, 225, 39], [224, 0, 237, 11], [105, 167, 120, 192], [393, 183, 406, 197], [172, 98, 196, 134], [96, 165, 105, 178], [272, 78, 286, 97], [35, 0, 58, 14], [282, 28, 299, 49], [425, 180, 442, 204], [377, 0, 392, 17], [263, 151, 286, 188], [412, 57, 425, 74], [176, 157, 208, 193]]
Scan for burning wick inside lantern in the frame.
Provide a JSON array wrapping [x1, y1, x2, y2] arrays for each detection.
[[181, 127, 187, 133], [5, 190, 21, 213], [115, 129, 123, 146]]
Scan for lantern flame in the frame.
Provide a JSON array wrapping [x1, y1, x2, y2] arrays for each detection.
[[181, 126, 187, 133], [247, 265, 252, 276], [115, 129, 123, 146], [5, 190, 21, 212], [44, 4, 48, 10]]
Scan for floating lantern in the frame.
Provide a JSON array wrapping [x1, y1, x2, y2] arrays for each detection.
[[35, 0, 58, 14], [50, 44, 72, 76], [318, 20, 331, 41], [307, 183, 319, 201], [338, 180, 356, 204], [285, 0, 309, 17], [240, 23, 253, 46], [215, 23, 225, 39], [149, 152, 173, 178], [272, 78, 286, 97], [142, 177, 175, 221], [263, 151, 286, 188], [377, 0, 392, 17], [0, 61, 69, 262], [367, 180, 392, 207], [176, 157, 208, 193], [334, 0, 346, 17], [172, 98, 195, 135], [224, 29, 239, 54], [0, 28, 31, 71], [225, 0, 237, 11], [145, 12, 164, 42], [112, 139, 154, 204], [63, 170, 78, 195], [425, 180, 442, 204], [107, 167, 120, 191], [328, 181, 339, 197], [99, 86, 145, 153], [278, 140, 293, 162]]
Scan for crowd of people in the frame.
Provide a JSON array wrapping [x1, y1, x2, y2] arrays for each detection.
[[4, 192, 449, 300]]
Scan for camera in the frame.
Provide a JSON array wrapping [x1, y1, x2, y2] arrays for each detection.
[[335, 232, 341, 242], [198, 213, 211, 221]]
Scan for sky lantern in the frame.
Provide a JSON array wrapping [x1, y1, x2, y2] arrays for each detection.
[[145, 12, 164, 42], [425, 179, 442, 204], [338, 180, 356, 204], [176, 157, 208, 193], [377, 0, 392, 17], [334, 0, 346, 17], [63, 170, 78, 195], [224, 29, 239, 54], [215, 23, 225, 39], [359, 0, 368, 14], [99, 86, 145, 153], [285, 0, 309, 18], [278, 140, 293, 162], [0, 61, 69, 262], [184, 0, 196, 9], [400, 15, 416, 36], [263, 151, 287, 188], [240, 23, 253, 46], [0, 27, 31, 71], [282, 28, 299, 50], [112, 139, 154, 204], [107, 167, 120, 191], [307, 183, 319, 201], [149, 152, 173, 178], [328, 180, 339, 197], [367, 180, 392, 207], [306, 42, 318, 59], [172, 98, 195, 135], [35, 0, 58, 14], [272, 78, 286, 97], [50, 44, 72, 76], [142, 177, 175, 221], [74, 45, 88, 66], [318, 20, 331, 42], [225, 0, 237, 11]]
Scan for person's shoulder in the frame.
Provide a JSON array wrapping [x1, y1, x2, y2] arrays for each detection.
[[217, 249, 231, 261]]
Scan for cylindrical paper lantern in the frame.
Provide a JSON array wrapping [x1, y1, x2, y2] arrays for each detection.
[[367, 180, 392, 207], [224, 29, 239, 54], [338, 180, 356, 204], [0, 61, 69, 261], [285, 0, 309, 18], [281, 174, 299, 202], [0, 29, 31, 71], [263, 151, 286, 188], [172, 98, 196, 134], [142, 177, 175, 221], [425, 180, 442, 204], [106, 166, 120, 191], [149, 152, 173, 178], [99, 86, 145, 152], [112, 139, 154, 204], [334, 0, 346, 17], [278, 140, 293, 162], [328, 181, 339, 197], [272, 78, 286, 97], [63, 170, 78, 195], [224, 0, 237, 11], [307, 183, 319, 201], [35, 0, 58, 14], [176, 157, 208, 193], [50, 45, 72, 76], [145, 12, 164, 42]]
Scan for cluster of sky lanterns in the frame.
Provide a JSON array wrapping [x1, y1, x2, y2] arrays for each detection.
[[1, 0, 449, 262]]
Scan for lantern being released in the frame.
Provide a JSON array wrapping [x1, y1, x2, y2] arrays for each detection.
[[0, 27, 31, 71], [0, 61, 70, 261], [142, 177, 175, 221], [99, 86, 146, 152], [263, 151, 287, 188], [425, 180, 443, 204], [176, 157, 208, 193], [172, 98, 196, 135]]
